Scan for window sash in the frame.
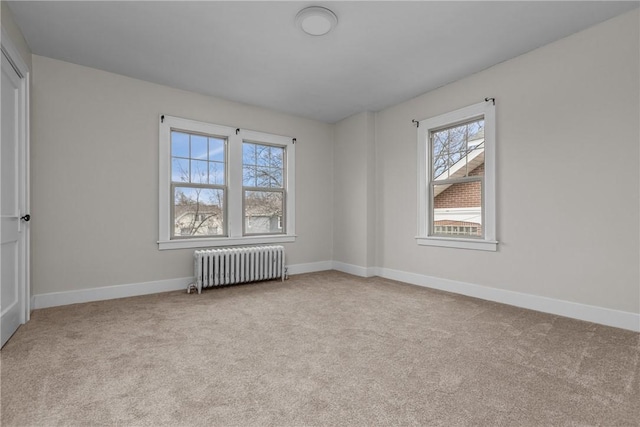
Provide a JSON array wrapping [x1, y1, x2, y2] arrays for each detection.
[[242, 188, 286, 236], [170, 183, 227, 239], [430, 176, 484, 239], [430, 118, 484, 181], [242, 141, 286, 189], [171, 130, 227, 186]]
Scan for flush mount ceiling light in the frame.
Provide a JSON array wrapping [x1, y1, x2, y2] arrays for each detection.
[[295, 6, 338, 36]]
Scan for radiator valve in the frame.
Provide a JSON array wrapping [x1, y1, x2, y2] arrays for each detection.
[[186, 283, 198, 294]]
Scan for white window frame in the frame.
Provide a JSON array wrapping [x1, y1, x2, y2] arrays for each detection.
[[416, 101, 497, 251], [159, 115, 296, 250]]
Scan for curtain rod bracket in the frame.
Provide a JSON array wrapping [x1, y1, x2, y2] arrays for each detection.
[[236, 128, 240, 135], [292, 138, 296, 144], [485, 97, 495, 105], [161, 115, 164, 123], [412, 119, 419, 128]]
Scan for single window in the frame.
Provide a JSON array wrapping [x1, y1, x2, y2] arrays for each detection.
[[171, 131, 226, 239], [159, 116, 296, 250], [416, 100, 497, 251], [242, 142, 286, 235]]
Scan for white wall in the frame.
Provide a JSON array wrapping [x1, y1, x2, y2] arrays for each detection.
[[374, 10, 639, 314], [1, 2, 31, 71], [333, 111, 376, 273], [31, 55, 333, 295]]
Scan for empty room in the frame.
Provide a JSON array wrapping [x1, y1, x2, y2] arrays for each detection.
[[1, 1, 639, 425]]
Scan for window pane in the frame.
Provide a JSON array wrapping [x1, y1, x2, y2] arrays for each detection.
[[433, 152, 448, 179], [171, 131, 189, 158], [171, 158, 189, 182], [244, 190, 284, 234], [243, 142, 285, 189], [432, 119, 484, 181], [243, 143, 256, 164], [448, 127, 466, 153], [209, 138, 225, 162], [174, 187, 224, 237], [255, 145, 270, 166], [243, 166, 257, 187], [449, 150, 463, 167], [269, 167, 283, 187], [209, 161, 225, 185], [269, 146, 284, 168], [190, 160, 209, 183], [432, 181, 482, 237], [191, 135, 208, 160], [173, 131, 227, 186], [253, 166, 283, 188]]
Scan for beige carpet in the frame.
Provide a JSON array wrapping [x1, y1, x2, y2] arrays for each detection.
[[1, 271, 638, 426]]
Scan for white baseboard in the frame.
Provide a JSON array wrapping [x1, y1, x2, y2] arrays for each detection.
[[31, 277, 194, 309], [30, 261, 332, 310], [287, 260, 333, 275], [332, 261, 376, 278], [376, 267, 640, 332], [29, 261, 639, 332]]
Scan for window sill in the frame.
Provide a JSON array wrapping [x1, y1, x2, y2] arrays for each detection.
[[158, 235, 296, 251], [416, 236, 498, 251]]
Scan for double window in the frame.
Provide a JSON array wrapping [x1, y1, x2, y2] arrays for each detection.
[[416, 101, 497, 251], [159, 116, 295, 250]]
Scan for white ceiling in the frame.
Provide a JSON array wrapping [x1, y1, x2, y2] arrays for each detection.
[[7, 1, 638, 123]]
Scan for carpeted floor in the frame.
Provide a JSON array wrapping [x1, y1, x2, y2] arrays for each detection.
[[1, 271, 638, 426]]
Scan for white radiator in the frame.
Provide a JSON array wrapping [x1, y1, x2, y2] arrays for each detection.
[[193, 246, 285, 293]]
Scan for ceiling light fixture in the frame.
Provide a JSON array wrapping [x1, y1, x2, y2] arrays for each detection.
[[295, 6, 338, 36]]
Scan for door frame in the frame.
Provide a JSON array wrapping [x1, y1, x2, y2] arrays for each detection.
[[1, 27, 31, 323]]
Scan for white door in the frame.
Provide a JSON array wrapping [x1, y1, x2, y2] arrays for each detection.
[[1, 49, 29, 348]]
